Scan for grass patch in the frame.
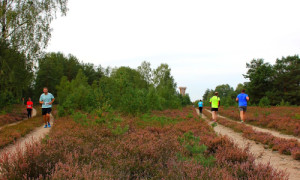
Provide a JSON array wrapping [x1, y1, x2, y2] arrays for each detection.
[[139, 113, 182, 127]]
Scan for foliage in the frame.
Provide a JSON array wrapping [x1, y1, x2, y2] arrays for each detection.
[[0, 40, 33, 108], [177, 131, 215, 167], [244, 56, 300, 105], [35, 52, 103, 100], [0, 0, 68, 58], [259, 96, 271, 107], [56, 61, 191, 115], [72, 112, 90, 126], [202, 84, 237, 107]]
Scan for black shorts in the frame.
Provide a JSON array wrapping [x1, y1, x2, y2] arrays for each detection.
[[42, 108, 52, 115], [239, 106, 247, 112], [211, 108, 218, 111]]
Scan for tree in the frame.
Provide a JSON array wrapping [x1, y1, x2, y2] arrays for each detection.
[[235, 83, 244, 94], [272, 55, 300, 105], [82, 63, 104, 85], [137, 61, 153, 84], [35, 52, 65, 98], [215, 84, 234, 99], [202, 89, 213, 106], [154, 64, 180, 108], [0, 40, 33, 108], [243, 59, 274, 104], [0, 0, 68, 58]]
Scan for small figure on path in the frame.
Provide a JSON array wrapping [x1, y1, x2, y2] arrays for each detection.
[[198, 100, 203, 114], [210, 92, 220, 122], [39, 87, 55, 128], [26, 97, 33, 119], [236, 89, 249, 123]]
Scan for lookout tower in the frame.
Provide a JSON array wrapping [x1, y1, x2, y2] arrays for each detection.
[[179, 87, 187, 96]]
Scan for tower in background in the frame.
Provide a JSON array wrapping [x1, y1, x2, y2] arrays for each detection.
[[179, 87, 187, 96]]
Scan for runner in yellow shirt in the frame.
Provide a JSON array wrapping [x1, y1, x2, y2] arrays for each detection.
[[210, 92, 220, 122]]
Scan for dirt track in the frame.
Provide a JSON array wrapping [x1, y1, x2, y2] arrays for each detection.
[[206, 109, 300, 143], [196, 109, 300, 180], [0, 112, 54, 158]]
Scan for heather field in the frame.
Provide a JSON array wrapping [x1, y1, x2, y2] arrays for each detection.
[[0, 106, 286, 179], [0, 104, 27, 127], [217, 106, 300, 137], [203, 110, 300, 160]]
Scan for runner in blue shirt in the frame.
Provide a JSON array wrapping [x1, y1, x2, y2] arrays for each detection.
[[39, 87, 55, 128], [198, 100, 203, 114], [236, 89, 249, 123]]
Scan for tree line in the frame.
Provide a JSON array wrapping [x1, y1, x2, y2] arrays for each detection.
[[201, 55, 300, 106], [0, 48, 191, 113]]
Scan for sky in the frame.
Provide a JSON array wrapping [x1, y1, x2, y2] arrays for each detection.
[[46, 0, 300, 101]]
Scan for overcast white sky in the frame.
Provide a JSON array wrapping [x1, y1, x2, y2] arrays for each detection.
[[46, 0, 300, 101]]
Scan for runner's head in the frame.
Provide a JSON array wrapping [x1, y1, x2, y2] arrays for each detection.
[[28, 97, 31, 101], [241, 89, 245, 93], [43, 87, 48, 94], [215, 92, 218, 96], [200, 100, 202, 101]]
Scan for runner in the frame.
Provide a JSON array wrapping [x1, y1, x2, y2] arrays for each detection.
[[236, 89, 249, 123], [198, 100, 203, 114], [39, 87, 55, 128], [210, 92, 220, 122], [26, 97, 33, 118]]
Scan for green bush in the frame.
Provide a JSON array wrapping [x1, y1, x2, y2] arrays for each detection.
[[109, 124, 129, 136], [259, 97, 270, 107], [72, 112, 91, 126], [278, 99, 290, 106], [177, 131, 215, 167]]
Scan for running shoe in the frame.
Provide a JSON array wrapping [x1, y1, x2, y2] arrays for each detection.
[[44, 125, 47, 128], [48, 124, 51, 128], [241, 121, 244, 123]]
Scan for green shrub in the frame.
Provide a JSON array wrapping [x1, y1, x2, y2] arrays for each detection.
[[294, 114, 300, 120], [177, 131, 215, 167], [259, 97, 270, 107], [109, 124, 129, 136], [279, 99, 290, 106], [72, 112, 90, 126], [140, 114, 181, 127], [186, 113, 193, 119]]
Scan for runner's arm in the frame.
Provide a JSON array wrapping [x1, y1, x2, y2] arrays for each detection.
[[246, 96, 249, 101], [236, 97, 239, 102], [48, 98, 55, 105]]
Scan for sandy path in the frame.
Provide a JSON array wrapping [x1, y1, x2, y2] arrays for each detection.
[[196, 109, 300, 180], [0, 114, 54, 157], [0, 108, 37, 131], [205, 109, 300, 143]]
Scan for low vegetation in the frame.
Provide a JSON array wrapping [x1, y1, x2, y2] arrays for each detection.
[[0, 107, 286, 179], [218, 106, 300, 137], [0, 104, 27, 127], [203, 109, 300, 160], [0, 107, 43, 148]]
